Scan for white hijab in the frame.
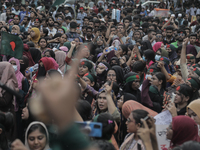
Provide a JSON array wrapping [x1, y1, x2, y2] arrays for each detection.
[[25, 121, 50, 150]]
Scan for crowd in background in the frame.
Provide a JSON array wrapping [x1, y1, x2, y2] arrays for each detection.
[[0, 0, 200, 150]]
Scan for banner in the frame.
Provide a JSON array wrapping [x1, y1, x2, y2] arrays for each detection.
[[154, 8, 169, 18]]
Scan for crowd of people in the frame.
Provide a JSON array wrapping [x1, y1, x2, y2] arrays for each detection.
[[0, 0, 200, 150]]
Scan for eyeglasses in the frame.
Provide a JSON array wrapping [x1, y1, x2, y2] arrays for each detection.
[[178, 33, 185, 36], [107, 74, 116, 77], [57, 18, 62, 21], [156, 35, 162, 38], [127, 118, 133, 123]]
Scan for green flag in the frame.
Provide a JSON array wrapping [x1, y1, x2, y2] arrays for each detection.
[[1, 31, 23, 59], [52, 0, 65, 6]]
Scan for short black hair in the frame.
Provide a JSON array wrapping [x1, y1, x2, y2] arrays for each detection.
[[165, 25, 174, 31], [189, 33, 197, 38], [83, 16, 88, 20], [148, 29, 156, 34], [65, 16, 72, 20], [34, 17, 41, 23], [149, 23, 157, 30], [86, 26, 93, 31]]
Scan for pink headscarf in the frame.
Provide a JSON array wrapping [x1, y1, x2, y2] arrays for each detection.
[[153, 42, 162, 52], [9, 57, 24, 90], [48, 57, 59, 70], [59, 46, 69, 54], [0, 62, 18, 97]]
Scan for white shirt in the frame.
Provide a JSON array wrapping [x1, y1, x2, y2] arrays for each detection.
[[190, 7, 197, 16], [0, 13, 7, 22], [197, 8, 200, 15], [46, 27, 57, 36]]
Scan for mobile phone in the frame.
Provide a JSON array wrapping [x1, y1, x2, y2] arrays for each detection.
[[75, 121, 102, 137]]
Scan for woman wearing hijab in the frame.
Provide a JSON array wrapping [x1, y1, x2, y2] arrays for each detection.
[[141, 40, 153, 52], [186, 76, 200, 101], [110, 57, 120, 67], [29, 27, 41, 46], [186, 45, 197, 57], [123, 72, 141, 102], [11, 25, 20, 35], [187, 99, 200, 134], [96, 62, 110, 87], [25, 121, 51, 150], [26, 57, 56, 100], [55, 51, 67, 74], [166, 116, 200, 149], [152, 42, 164, 53], [0, 62, 18, 112], [78, 59, 96, 77], [166, 44, 177, 64], [8, 59, 23, 90], [29, 47, 42, 64], [23, 44, 35, 67], [107, 66, 124, 87]]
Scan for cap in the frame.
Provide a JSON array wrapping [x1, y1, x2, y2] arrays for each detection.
[[147, 9, 150, 12], [178, 13, 182, 17], [80, 7, 84, 10]]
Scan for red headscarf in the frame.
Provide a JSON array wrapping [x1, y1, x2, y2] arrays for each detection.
[[39, 57, 56, 71], [153, 42, 163, 53], [170, 116, 200, 148], [23, 44, 35, 66]]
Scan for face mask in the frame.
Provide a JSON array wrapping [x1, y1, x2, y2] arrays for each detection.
[[13, 65, 18, 72], [142, 56, 146, 62], [145, 74, 152, 79], [155, 55, 161, 61], [138, 46, 141, 49]]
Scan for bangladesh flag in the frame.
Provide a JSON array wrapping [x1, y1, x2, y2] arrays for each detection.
[[1, 31, 23, 59], [52, 0, 65, 6]]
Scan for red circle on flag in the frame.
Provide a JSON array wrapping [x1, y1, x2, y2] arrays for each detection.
[[186, 56, 190, 59], [167, 45, 170, 48], [160, 58, 164, 61], [136, 75, 139, 79], [150, 69, 153, 73], [187, 78, 191, 81], [194, 68, 197, 71], [176, 65, 179, 69]]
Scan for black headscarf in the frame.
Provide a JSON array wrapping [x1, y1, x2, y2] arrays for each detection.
[[141, 40, 153, 52], [123, 92, 138, 103], [110, 57, 120, 67], [97, 62, 111, 87], [123, 72, 141, 102], [29, 47, 42, 64], [111, 66, 124, 86]]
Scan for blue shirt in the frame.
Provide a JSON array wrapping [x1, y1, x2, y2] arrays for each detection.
[[19, 11, 30, 23]]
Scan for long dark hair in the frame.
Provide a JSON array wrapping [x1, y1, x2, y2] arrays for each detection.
[[0, 112, 14, 150], [94, 113, 115, 140], [154, 72, 166, 90], [144, 49, 155, 62], [131, 109, 149, 125]]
